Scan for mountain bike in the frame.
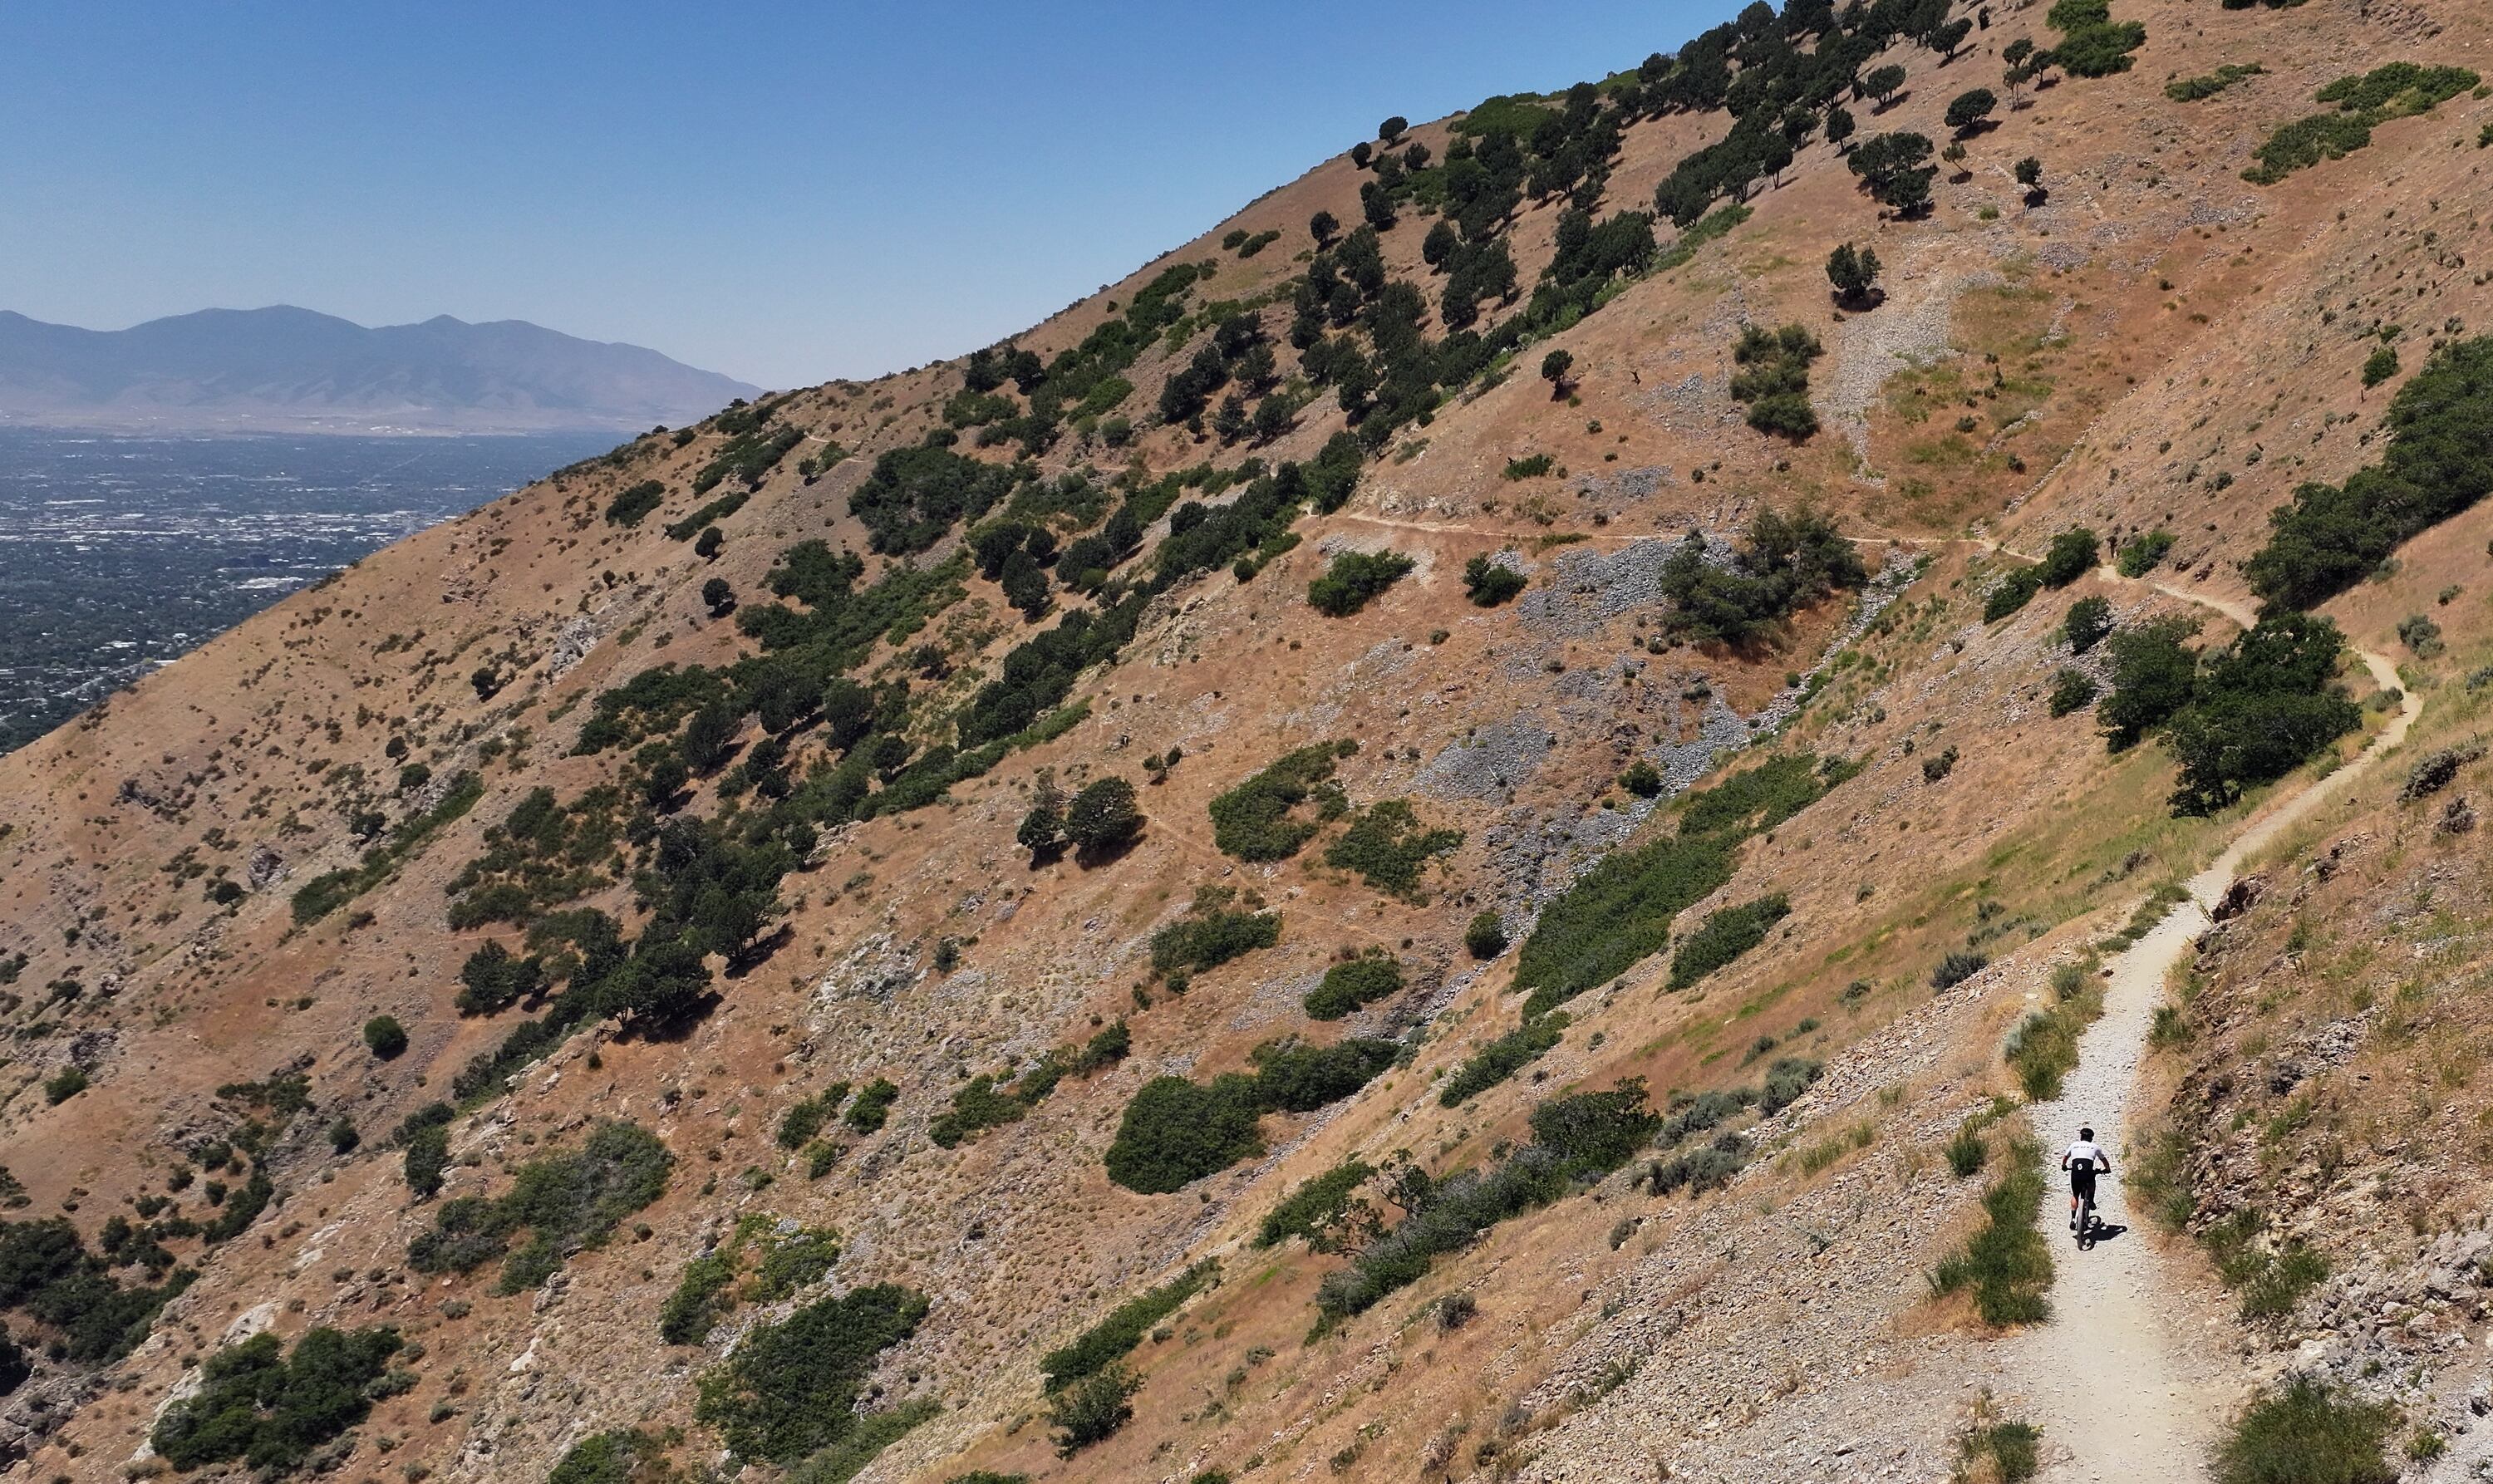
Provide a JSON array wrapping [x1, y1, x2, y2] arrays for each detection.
[[2073, 1187, 2095, 1248]]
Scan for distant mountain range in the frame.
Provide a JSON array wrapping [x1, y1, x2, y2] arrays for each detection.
[[0, 306, 761, 434]]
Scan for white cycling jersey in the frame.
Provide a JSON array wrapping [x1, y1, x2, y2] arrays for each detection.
[[2063, 1138, 2107, 1172]]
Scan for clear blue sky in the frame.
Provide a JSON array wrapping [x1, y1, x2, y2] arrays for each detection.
[[2, 2, 1744, 390]]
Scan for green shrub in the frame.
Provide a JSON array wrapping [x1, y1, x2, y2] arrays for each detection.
[[42, 1068, 86, 1104], [406, 1122, 671, 1293], [2396, 612, 2445, 658], [844, 1078, 899, 1133], [2048, 668, 2099, 718], [665, 489, 752, 543], [2046, 0, 2146, 77], [604, 480, 666, 527], [1323, 799, 1461, 899], [784, 1398, 942, 1484], [694, 1285, 930, 1463], [361, 1015, 408, 1059], [1514, 754, 1846, 1015], [1148, 887, 1282, 977], [777, 1084, 849, 1150], [1048, 1364, 1141, 1457], [548, 1428, 668, 1484], [2166, 62, 2263, 101], [1307, 550, 1415, 617], [1926, 1142, 2053, 1324], [925, 1034, 1117, 1149], [1652, 1132, 1750, 1195], [661, 1249, 740, 1344], [1931, 951, 1989, 990], [2038, 528, 2099, 587], [289, 771, 485, 923], [1464, 911, 1509, 959], [1305, 954, 1405, 1020], [1314, 1082, 1657, 1323], [1246, 1038, 1400, 1113], [661, 1221, 839, 1345], [1502, 454, 1556, 480], [1463, 554, 1528, 606], [1984, 565, 2043, 622], [2361, 344, 2399, 388], [1666, 894, 1790, 990], [2245, 63, 2477, 184], [2064, 594, 2113, 654], [1659, 508, 1865, 646], [1438, 1013, 1567, 1105], [2247, 337, 2493, 608], [1103, 1076, 1263, 1194], [397, 1103, 454, 1197], [1207, 743, 1349, 860], [1728, 324, 1823, 439], [0, 1216, 189, 1364], [1255, 1160, 1378, 1249], [2115, 530, 2173, 577], [150, 1325, 404, 1472], [1619, 760, 1664, 797], [2215, 1375, 2394, 1484], [1040, 1260, 1218, 1390], [1104, 1039, 1396, 1193]]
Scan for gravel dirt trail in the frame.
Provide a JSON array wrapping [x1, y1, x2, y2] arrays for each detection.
[[2000, 578, 2419, 1482]]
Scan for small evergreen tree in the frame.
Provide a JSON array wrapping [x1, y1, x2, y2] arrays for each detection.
[[1826, 242, 1881, 307], [2015, 154, 2046, 203], [1309, 209, 1338, 246], [363, 1015, 408, 1059], [1251, 395, 1295, 443], [1064, 778, 1143, 859], [1541, 348, 1575, 396], [1945, 88, 1998, 133]]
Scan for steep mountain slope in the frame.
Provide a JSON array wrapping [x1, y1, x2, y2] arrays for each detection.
[[2, 1, 2491, 1481], [0, 307, 761, 433]]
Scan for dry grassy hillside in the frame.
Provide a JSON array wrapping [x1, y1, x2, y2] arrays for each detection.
[[3, 1, 2493, 1481]]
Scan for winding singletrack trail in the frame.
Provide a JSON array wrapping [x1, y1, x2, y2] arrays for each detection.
[[1999, 570, 2420, 1482]]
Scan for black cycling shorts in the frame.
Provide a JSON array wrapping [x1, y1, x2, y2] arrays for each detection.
[[2070, 1165, 2097, 1200]]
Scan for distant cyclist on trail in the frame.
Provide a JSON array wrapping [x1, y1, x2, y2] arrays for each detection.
[[2062, 1127, 2109, 1232]]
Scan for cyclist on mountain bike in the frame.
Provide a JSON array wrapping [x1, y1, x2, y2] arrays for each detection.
[[2062, 1127, 2108, 1231]]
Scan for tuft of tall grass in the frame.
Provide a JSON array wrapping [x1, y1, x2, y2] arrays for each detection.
[[2215, 1375, 2394, 1484], [1928, 1140, 2053, 1325]]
